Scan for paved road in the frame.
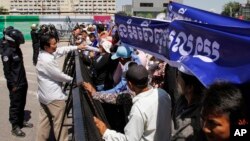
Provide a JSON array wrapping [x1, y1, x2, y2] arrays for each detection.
[[0, 41, 68, 141]]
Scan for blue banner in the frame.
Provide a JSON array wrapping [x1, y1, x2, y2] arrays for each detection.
[[168, 20, 250, 87], [167, 2, 250, 27], [115, 14, 170, 61], [115, 13, 250, 87]]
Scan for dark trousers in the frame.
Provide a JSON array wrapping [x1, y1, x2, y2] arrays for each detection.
[[32, 43, 39, 65], [7, 84, 28, 129]]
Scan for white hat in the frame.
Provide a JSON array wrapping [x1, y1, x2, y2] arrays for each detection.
[[88, 24, 96, 30], [31, 24, 37, 30], [100, 40, 112, 53]]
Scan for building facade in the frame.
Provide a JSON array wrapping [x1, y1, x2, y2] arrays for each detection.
[[8, 0, 115, 15], [0, 1, 11, 13], [122, 5, 132, 16], [132, 0, 183, 18], [240, 0, 250, 20], [74, 0, 116, 14]]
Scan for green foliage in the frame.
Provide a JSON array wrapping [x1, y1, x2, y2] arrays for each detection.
[[221, 1, 241, 17], [145, 13, 153, 18], [116, 11, 132, 16], [116, 11, 128, 16], [136, 13, 144, 17], [135, 12, 154, 18]]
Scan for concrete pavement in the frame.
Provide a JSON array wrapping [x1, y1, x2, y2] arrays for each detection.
[[0, 41, 68, 141]]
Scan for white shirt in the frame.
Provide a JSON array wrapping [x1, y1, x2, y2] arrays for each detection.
[[36, 46, 78, 105], [103, 88, 172, 141]]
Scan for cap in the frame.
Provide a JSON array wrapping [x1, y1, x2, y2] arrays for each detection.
[[111, 45, 132, 60], [88, 24, 93, 28], [125, 65, 149, 88], [31, 24, 37, 30], [88, 24, 96, 30], [100, 39, 112, 53]]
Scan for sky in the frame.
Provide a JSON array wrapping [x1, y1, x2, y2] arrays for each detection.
[[116, 0, 248, 13]]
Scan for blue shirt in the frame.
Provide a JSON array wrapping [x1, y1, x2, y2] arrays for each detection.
[[90, 39, 98, 47], [100, 54, 141, 94]]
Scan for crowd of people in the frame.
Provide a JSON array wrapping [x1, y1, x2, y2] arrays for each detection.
[[0, 19, 249, 141]]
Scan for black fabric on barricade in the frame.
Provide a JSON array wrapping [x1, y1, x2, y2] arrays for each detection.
[[59, 50, 110, 141], [78, 51, 111, 139], [79, 52, 109, 123], [104, 93, 133, 132], [116, 93, 133, 123], [101, 104, 126, 133], [79, 88, 104, 141], [79, 51, 131, 134]]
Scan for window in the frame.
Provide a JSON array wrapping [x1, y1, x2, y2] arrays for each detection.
[[163, 3, 168, 7], [140, 3, 153, 7]]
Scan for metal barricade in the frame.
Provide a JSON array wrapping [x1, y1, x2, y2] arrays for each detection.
[[60, 50, 109, 141]]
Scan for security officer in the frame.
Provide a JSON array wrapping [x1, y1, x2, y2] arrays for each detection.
[[30, 24, 40, 66], [1, 28, 33, 137], [0, 26, 14, 55], [0, 36, 4, 54]]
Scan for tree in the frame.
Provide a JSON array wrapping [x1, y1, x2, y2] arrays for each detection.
[[221, 2, 241, 17], [145, 13, 153, 19], [0, 6, 8, 15], [116, 11, 128, 16], [116, 11, 132, 16]]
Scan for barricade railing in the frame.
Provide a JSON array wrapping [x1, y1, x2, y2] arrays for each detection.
[[60, 50, 109, 141]]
